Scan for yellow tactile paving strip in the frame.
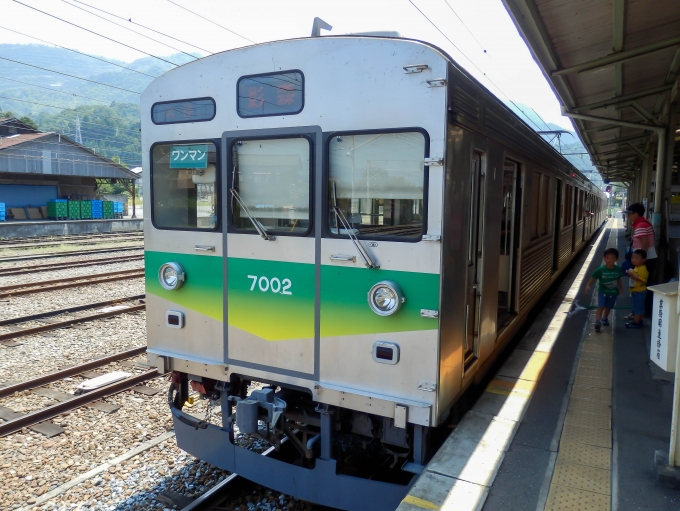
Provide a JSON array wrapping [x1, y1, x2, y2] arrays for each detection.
[[544, 222, 617, 511]]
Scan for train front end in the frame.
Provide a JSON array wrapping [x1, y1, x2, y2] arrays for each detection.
[[141, 36, 448, 511]]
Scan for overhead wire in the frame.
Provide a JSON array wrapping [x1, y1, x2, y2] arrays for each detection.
[[407, 0, 543, 131], [12, 0, 179, 67], [0, 151, 140, 167], [4, 137, 142, 156], [0, 147, 141, 166], [166, 0, 256, 44], [60, 0, 198, 61], [0, 25, 157, 78], [0, 95, 143, 131], [442, 1, 556, 133], [0, 76, 110, 105], [442, 0, 488, 56], [71, 0, 214, 55], [0, 56, 142, 95]]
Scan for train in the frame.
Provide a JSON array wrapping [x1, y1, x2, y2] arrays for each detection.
[[141, 35, 606, 511]]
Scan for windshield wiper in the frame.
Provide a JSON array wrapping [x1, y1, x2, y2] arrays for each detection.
[[331, 182, 379, 269], [230, 188, 275, 241]]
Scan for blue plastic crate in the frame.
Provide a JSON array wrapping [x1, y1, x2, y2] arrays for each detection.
[[47, 199, 67, 203], [0, 202, 5, 212], [0, 212, 5, 221]]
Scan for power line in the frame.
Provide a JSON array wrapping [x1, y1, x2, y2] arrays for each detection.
[[166, 0, 256, 44], [441, 2, 554, 133], [71, 0, 214, 54], [0, 95, 143, 130], [0, 150, 139, 167], [0, 56, 142, 95], [407, 0, 542, 131], [443, 0, 488, 56], [0, 25, 157, 78], [8, 137, 142, 156], [61, 0, 198, 61], [0, 76, 110, 105], [12, 0, 179, 67], [0, 146, 141, 165]]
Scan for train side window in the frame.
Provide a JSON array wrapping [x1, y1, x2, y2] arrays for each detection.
[[151, 141, 218, 231], [539, 174, 550, 236], [530, 172, 540, 239], [231, 136, 311, 235], [564, 185, 573, 226], [328, 131, 426, 239]]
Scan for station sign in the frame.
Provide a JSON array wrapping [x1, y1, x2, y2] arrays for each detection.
[[648, 282, 678, 372]]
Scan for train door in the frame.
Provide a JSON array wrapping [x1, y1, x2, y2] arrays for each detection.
[[552, 179, 562, 272], [223, 127, 320, 378], [497, 159, 521, 330], [572, 190, 578, 251], [319, 130, 441, 401], [464, 151, 485, 367]]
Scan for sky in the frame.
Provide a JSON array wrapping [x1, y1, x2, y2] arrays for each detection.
[[0, 0, 576, 131]]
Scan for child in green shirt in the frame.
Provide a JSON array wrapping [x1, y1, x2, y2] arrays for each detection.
[[585, 248, 623, 332]]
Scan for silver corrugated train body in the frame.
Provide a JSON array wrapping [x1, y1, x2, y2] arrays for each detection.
[[141, 36, 606, 511]]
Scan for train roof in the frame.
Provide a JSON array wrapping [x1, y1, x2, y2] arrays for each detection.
[[143, 35, 603, 197]]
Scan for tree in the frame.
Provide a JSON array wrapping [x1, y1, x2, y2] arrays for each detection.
[[19, 115, 38, 129]]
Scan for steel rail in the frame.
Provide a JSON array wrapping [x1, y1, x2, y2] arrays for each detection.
[[0, 369, 158, 438], [0, 303, 146, 342], [0, 231, 140, 245], [0, 268, 144, 290], [0, 294, 145, 327], [0, 346, 147, 398], [0, 245, 144, 263], [180, 445, 278, 511], [0, 235, 143, 250], [0, 254, 144, 276], [0, 269, 145, 297]]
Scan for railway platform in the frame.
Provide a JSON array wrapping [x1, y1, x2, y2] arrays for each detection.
[[0, 218, 142, 238], [397, 219, 680, 511]]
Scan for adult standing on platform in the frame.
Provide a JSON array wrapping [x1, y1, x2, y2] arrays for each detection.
[[626, 203, 657, 313]]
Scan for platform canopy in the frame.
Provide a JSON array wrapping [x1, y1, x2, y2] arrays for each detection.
[[502, 0, 680, 199]]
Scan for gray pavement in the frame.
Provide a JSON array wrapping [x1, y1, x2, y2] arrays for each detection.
[[482, 223, 680, 511]]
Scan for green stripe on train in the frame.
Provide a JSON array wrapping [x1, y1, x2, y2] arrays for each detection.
[[145, 251, 224, 321], [145, 251, 440, 341]]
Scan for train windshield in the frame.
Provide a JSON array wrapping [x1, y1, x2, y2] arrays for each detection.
[[329, 131, 426, 239], [151, 141, 218, 231], [231, 136, 311, 235]]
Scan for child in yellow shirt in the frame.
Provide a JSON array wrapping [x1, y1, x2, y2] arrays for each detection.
[[625, 249, 648, 329]]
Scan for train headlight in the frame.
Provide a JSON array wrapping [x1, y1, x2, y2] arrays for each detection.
[[367, 281, 405, 316], [158, 262, 185, 291]]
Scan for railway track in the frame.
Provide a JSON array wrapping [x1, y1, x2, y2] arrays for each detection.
[[0, 253, 144, 276], [0, 294, 145, 343], [0, 234, 144, 251], [0, 349, 158, 438], [0, 231, 141, 246], [0, 245, 144, 263], [0, 268, 145, 298], [177, 447, 278, 511]]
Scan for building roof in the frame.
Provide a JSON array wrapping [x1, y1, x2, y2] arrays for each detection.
[[502, 0, 680, 184], [0, 132, 139, 180], [0, 132, 51, 149], [0, 117, 40, 132]]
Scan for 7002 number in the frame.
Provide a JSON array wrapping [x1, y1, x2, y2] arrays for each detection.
[[248, 275, 292, 295]]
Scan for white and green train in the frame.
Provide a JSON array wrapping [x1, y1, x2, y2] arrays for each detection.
[[142, 35, 605, 510]]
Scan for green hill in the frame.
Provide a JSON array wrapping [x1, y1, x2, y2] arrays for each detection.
[[0, 43, 200, 167]]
